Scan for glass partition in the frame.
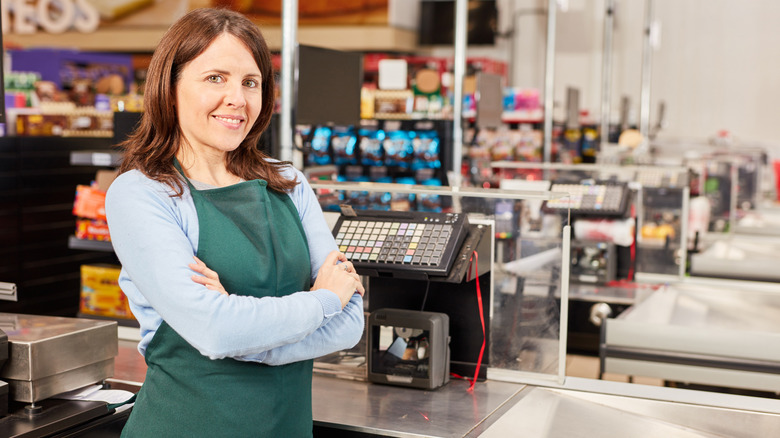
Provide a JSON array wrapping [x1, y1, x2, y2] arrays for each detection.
[[492, 162, 689, 280], [309, 181, 571, 385], [685, 151, 779, 282]]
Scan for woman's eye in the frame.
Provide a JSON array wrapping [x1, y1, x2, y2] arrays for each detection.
[[243, 79, 259, 88], [207, 75, 223, 83]]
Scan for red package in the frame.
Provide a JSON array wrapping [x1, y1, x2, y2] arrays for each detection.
[[73, 185, 107, 221], [75, 219, 111, 241]]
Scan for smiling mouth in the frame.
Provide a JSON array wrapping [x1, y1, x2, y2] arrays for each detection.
[[213, 115, 244, 126]]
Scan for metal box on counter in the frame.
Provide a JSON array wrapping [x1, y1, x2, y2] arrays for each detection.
[[0, 313, 118, 403]]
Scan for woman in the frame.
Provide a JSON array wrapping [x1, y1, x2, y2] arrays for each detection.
[[105, 8, 365, 437]]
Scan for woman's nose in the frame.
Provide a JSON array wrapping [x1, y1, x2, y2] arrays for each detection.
[[224, 82, 246, 108]]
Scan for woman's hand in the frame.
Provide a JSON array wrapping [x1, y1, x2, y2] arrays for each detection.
[[311, 251, 365, 308], [189, 256, 228, 295]]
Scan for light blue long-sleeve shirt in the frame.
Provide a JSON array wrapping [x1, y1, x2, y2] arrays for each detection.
[[105, 165, 364, 365]]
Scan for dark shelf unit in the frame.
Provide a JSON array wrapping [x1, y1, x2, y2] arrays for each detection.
[[69, 150, 122, 167], [0, 136, 119, 317], [68, 235, 114, 252]]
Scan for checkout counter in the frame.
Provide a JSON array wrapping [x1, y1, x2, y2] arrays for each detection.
[[691, 207, 780, 282], [601, 279, 780, 395], [5, 181, 780, 437], [688, 150, 780, 282], [298, 182, 780, 437]]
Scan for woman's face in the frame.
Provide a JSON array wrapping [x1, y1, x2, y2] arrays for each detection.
[[175, 33, 263, 159]]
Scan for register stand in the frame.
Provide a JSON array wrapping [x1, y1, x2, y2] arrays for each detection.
[[0, 313, 124, 437]]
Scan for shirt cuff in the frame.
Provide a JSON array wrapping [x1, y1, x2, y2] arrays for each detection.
[[309, 288, 343, 321]]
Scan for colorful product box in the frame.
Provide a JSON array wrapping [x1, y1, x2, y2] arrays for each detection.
[[80, 264, 134, 320], [73, 185, 107, 221], [75, 219, 111, 241]]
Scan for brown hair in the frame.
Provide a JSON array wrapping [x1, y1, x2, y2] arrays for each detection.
[[118, 8, 297, 194]]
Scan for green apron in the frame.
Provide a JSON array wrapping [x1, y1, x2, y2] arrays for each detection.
[[122, 168, 313, 437]]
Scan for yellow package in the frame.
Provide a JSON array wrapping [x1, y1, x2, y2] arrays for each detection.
[[80, 264, 134, 320]]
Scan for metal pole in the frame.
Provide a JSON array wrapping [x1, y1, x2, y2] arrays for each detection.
[[542, 0, 557, 163], [639, 0, 654, 139], [600, 0, 615, 149], [280, 0, 299, 167], [451, 0, 468, 187]]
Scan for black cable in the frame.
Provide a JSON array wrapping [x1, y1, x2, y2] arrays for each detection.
[[420, 279, 431, 311]]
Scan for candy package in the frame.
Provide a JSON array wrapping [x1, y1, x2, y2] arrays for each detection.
[[359, 128, 385, 166], [332, 127, 358, 166], [308, 126, 332, 165], [412, 130, 441, 170], [383, 130, 413, 168]]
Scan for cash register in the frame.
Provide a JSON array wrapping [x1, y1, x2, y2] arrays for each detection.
[[0, 313, 121, 437], [331, 209, 491, 388]]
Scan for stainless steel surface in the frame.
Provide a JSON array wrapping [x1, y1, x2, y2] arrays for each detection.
[[309, 181, 568, 201], [734, 210, 780, 236], [610, 283, 780, 352], [479, 386, 780, 438], [599, 0, 615, 150], [0, 282, 17, 302], [542, 0, 557, 164], [451, 0, 467, 187], [639, 0, 654, 139], [280, 0, 297, 166], [0, 313, 118, 402], [679, 186, 690, 278], [557, 225, 570, 383], [690, 234, 780, 281], [114, 337, 780, 437], [603, 282, 780, 391], [312, 375, 524, 438], [8, 358, 114, 403]]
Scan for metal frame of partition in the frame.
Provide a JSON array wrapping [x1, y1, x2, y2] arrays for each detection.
[[309, 181, 572, 385], [278, 0, 659, 172]]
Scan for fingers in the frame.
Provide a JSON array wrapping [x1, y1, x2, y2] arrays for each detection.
[[338, 260, 354, 273], [353, 278, 365, 296], [323, 250, 342, 266], [336, 261, 365, 297], [189, 256, 228, 295]]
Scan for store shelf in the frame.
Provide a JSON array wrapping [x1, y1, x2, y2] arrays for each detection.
[[463, 109, 545, 125], [69, 236, 114, 252], [70, 150, 122, 167], [7, 25, 419, 53]]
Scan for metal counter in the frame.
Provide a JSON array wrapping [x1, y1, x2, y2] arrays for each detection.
[[113, 339, 780, 437], [312, 375, 523, 437], [690, 233, 780, 282], [601, 280, 780, 392], [479, 382, 780, 438]]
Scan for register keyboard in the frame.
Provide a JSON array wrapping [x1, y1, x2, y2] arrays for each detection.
[[544, 183, 629, 216], [332, 210, 469, 277]]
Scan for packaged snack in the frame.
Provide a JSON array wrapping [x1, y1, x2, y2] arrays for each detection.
[[75, 219, 111, 241], [411, 130, 441, 170], [308, 126, 332, 165], [73, 184, 107, 221], [359, 128, 385, 166], [332, 127, 358, 166], [383, 130, 413, 168], [80, 264, 134, 320]]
